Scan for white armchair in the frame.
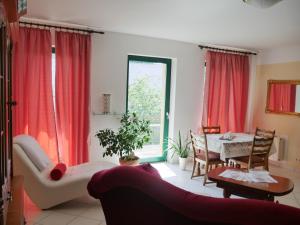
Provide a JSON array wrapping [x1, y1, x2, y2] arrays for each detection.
[[13, 135, 115, 209]]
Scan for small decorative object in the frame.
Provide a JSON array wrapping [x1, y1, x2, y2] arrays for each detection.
[[242, 0, 282, 8], [219, 132, 234, 141], [168, 131, 191, 170], [96, 112, 151, 166], [102, 93, 111, 114]]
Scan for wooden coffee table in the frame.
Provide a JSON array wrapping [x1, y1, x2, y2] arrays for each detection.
[[208, 167, 294, 201]]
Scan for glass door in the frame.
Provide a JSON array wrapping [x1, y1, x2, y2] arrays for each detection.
[[126, 55, 171, 162]]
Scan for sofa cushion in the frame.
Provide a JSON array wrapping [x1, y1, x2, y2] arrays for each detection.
[[13, 135, 52, 171], [196, 149, 221, 161]]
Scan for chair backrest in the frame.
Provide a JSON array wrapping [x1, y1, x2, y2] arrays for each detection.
[[190, 130, 202, 159], [190, 126, 220, 161], [255, 128, 275, 138], [202, 126, 220, 160], [13, 135, 53, 171], [202, 126, 221, 135], [248, 128, 275, 168]]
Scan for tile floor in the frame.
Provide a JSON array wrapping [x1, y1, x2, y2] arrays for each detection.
[[24, 162, 300, 225]]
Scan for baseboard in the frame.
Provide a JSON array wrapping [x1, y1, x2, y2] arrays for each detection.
[[269, 159, 284, 167], [269, 160, 300, 173]]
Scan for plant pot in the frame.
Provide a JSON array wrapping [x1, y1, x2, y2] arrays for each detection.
[[179, 157, 187, 170], [119, 156, 139, 166]]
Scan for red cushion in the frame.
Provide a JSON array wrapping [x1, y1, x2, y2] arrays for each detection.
[[50, 163, 67, 181]]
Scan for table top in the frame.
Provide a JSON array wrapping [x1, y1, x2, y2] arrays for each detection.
[[208, 167, 294, 196], [194, 133, 254, 160], [194, 133, 276, 161], [208, 133, 253, 144], [194, 132, 253, 149]]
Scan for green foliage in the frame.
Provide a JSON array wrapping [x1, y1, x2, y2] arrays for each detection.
[[168, 131, 191, 158], [128, 75, 161, 123], [95, 113, 152, 161]]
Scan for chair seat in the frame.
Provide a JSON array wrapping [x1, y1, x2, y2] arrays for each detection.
[[233, 155, 265, 164], [196, 150, 221, 162]]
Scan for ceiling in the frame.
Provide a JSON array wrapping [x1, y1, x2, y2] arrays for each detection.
[[25, 0, 300, 51]]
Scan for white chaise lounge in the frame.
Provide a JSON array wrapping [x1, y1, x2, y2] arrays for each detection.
[[13, 135, 115, 209]]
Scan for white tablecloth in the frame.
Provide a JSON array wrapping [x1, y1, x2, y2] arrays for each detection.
[[194, 133, 274, 161]]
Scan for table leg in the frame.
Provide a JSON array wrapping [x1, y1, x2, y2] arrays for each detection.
[[225, 159, 230, 167], [196, 162, 201, 176], [267, 195, 274, 201], [223, 189, 231, 198]]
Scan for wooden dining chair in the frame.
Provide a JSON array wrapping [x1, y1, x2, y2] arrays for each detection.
[[190, 126, 225, 185], [230, 128, 275, 171]]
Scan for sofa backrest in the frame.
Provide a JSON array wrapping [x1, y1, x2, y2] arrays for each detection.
[[13, 135, 53, 171], [88, 165, 300, 225]]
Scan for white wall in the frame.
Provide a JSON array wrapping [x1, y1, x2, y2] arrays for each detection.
[[254, 44, 300, 169], [258, 44, 300, 65], [89, 32, 205, 163], [245, 55, 257, 133]]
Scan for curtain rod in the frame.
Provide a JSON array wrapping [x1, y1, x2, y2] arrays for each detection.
[[19, 21, 104, 34], [198, 44, 257, 55]]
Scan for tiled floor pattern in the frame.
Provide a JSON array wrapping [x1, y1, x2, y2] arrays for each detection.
[[25, 162, 300, 225]]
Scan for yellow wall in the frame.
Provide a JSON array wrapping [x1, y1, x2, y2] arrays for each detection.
[[253, 61, 300, 169]]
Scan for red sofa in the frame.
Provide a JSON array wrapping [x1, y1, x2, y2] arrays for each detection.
[[87, 163, 300, 225]]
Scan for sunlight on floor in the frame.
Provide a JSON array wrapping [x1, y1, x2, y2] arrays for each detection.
[[151, 163, 176, 178], [135, 144, 161, 158]]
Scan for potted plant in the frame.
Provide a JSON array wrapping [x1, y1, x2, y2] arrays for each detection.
[[168, 131, 191, 170], [96, 112, 151, 166]]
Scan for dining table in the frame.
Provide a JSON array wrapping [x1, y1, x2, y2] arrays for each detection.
[[194, 133, 275, 161]]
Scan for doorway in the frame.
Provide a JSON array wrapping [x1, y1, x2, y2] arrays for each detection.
[[126, 55, 171, 162]]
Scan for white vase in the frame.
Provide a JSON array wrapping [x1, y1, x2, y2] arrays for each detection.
[[179, 157, 187, 170]]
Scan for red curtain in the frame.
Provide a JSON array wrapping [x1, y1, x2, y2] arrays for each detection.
[[12, 27, 58, 163], [269, 84, 296, 112], [55, 31, 91, 166], [202, 51, 249, 133]]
